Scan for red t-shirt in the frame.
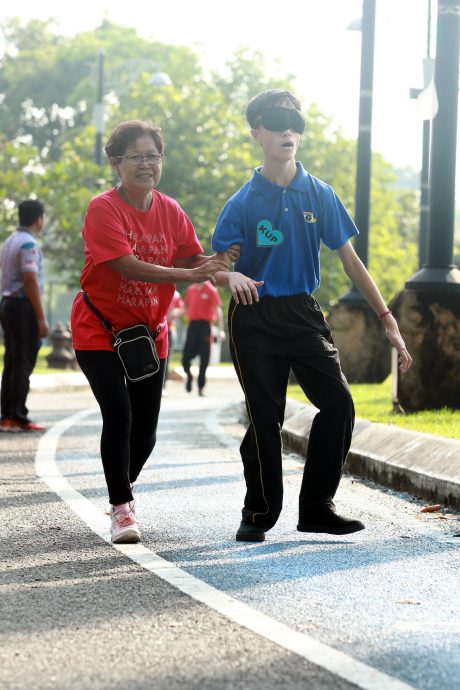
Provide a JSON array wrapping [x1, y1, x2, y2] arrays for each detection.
[[185, 282, 221, 322], [71, 187, 203, 358]]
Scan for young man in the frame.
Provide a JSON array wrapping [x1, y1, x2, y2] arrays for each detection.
[[0, 199, 49, 432], [182, 280, 224, 396], [212, 89, 412, 542]]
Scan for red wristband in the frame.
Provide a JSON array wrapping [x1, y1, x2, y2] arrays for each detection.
[[379, 309, 392, 320]]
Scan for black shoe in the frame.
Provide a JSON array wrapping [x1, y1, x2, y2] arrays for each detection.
[[297, 507, 365, 535], [198, 388, 205, 397], [236, 521, 265, 542], [185, 373, 193, 392]]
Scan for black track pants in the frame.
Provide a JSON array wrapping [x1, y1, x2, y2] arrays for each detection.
[[228, 294, 355, 532], [181, 320, 211, 390], [0, 297, 41, 422]]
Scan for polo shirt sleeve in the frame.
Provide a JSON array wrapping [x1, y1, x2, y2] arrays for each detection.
[[321, 187, 359, 251], [20, 240, 40, 273], [212, 200, 245, 252], [83, 202, 133, 266]]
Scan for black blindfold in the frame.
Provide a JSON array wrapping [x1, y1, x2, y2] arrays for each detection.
[[257, 106, 305, 134]]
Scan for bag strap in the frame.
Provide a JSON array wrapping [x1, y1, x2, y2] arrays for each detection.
[[81, 290, 116, 335], [81, 290, 161, 339]]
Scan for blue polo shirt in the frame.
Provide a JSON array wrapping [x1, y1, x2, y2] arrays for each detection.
[[212, 162, 358, 297]]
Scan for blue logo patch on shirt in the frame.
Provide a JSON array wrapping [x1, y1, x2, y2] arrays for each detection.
[[257, 220, 284, 247]]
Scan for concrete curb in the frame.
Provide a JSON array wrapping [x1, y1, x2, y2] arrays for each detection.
[[282, 399, 460, 511]]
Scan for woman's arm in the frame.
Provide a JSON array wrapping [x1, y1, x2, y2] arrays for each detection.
[[107, 254, 227, 284], [337, 241, 412, 373], [174, 244, 240, 270]]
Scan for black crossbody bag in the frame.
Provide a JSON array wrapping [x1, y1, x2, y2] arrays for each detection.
[[81, 291, 161, 382]]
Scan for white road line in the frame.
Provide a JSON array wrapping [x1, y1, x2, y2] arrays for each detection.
[[35, 408, 418, 690]]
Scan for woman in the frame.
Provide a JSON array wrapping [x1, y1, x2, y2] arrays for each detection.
[[71, 119, 232, 544]]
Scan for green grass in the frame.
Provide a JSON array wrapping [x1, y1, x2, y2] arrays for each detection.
[[2, 345, 458, 439], [288, 377, 460, 440], [0, 345, 72, 375]]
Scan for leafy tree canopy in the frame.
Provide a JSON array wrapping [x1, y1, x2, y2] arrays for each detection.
[[0, 17, 420, 307]]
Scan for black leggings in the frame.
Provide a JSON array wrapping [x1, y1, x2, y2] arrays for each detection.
[[75, 350, 166, 505]]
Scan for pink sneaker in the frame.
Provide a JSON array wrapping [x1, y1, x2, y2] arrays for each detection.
[[110, 505, 140, 544]]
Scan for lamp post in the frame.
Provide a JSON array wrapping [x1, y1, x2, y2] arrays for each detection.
[[409, 0, 436, 269], [327, 0, 385, 383], [405, 0, 460, 292], [93, 54, 172, 165], [392, 0, 460, 411], [340, 0, 376, 304]]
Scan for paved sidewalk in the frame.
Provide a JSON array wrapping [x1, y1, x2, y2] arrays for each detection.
[[29, 367, 460, 510], [29, 365, 236, 390]]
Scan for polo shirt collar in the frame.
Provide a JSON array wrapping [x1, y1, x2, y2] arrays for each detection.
[[250, 162, 307, 198], [17, 226, 36, 237]]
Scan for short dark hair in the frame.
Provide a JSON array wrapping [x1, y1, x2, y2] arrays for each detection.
[[18, 199, 45, 227], [105, 120, 164, 159], [246, 89, 302, 128]]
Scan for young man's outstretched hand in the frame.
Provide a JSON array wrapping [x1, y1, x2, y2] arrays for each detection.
[[227, 273, 264, 305]]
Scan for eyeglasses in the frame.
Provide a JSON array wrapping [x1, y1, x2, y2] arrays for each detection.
[[117, 153, 164, 166], [257, 106, 305, 134]]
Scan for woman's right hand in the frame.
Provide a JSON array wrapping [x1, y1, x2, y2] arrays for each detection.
[[187, 258, 229, 283]]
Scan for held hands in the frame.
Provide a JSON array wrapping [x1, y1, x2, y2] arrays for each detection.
[[189, 246, 239, 283], [190, 257, 229, 283], [381, 314, 412, 373], [228, 272, 264, 305], [190, 245, 241, 284]]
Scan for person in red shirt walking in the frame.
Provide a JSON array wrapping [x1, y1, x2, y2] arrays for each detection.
[[182, 281, 224, 396], [163, 289, 185, 391], [70, 120, 234, 544]]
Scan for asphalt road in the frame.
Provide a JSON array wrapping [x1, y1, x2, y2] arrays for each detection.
[[1, 379, 459, 690]]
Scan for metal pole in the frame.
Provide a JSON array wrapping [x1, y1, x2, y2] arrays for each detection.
[[340, 0, 376, 303], [419, 0, 432, 268], [418, 119, 430, 267], [406, 0, 460, 291], [428, 0, 458, 267], [354, 0, 375, 267], [94, 50, 105, 165]]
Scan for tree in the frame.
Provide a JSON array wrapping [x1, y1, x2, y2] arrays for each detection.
[[0, 136, 44, 236], [0, 18, 419, 306]]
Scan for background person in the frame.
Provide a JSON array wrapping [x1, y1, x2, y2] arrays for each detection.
[[70, 119, 233, 544], [163, 289, 185, 391], [0, 199, 48, 432], [181, 280, 224, 396], [212, 89, 412, 543]]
